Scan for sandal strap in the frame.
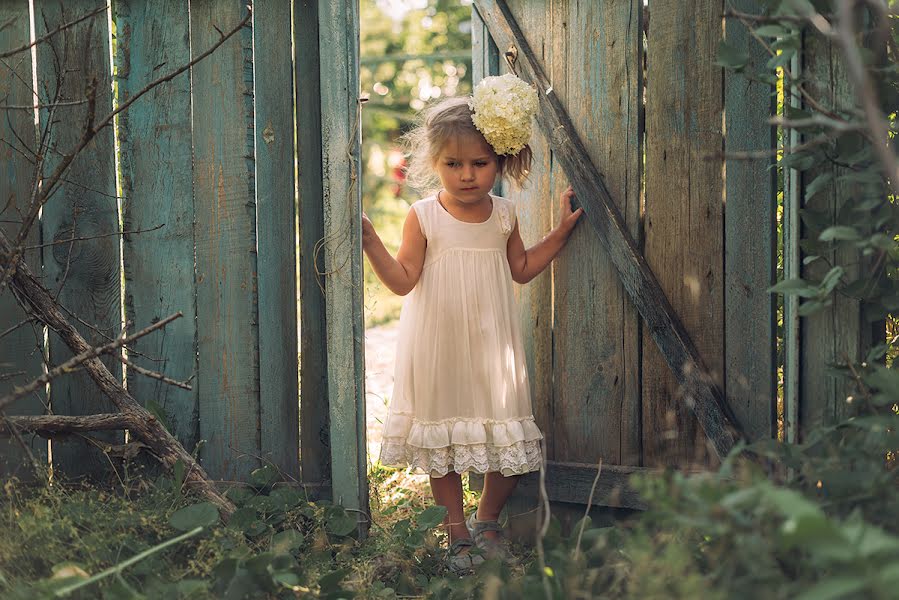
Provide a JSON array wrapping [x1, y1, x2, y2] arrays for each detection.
[[448, 537, 475, 554], [467, 513, 504, 537]]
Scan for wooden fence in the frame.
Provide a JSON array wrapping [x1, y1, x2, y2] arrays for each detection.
[[0, 0, 878, 526], [0, 0, 367, 513]]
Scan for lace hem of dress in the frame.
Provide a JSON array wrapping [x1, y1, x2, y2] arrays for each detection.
[[378, 438, 543, 477]]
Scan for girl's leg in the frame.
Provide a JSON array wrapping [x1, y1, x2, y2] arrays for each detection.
[[429, 472, 470, 544], [477, 472, 522, 540]]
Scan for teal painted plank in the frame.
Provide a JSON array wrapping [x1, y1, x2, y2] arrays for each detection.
[[724, 0, 777, 442], [35, 0, 123, 480], [115, 0, 199, 454], [295, 0, 330, 485], [0, 2, 47, 480], [318, 0, 369, 527], [643, 0, 723, 467], [549, 0, 643, 467], [191, 0, 260, 481], [254, 0, 300, 476]]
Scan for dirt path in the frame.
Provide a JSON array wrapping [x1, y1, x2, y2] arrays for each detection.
[[364, 320, 399, 459]]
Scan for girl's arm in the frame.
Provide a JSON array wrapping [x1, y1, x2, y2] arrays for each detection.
[[507, 185, 583, 284], [362, 207, 427, 296]]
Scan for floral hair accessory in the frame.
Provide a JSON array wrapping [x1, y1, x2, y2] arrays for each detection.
[[468, 73, 538, 156]]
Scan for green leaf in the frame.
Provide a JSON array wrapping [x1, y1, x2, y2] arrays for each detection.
[[820, 266, 844, 295], [173, 459, 185, 495], [755, 24, 789, 38], [325, 506, 357, 536], [271, 529, 305, 553], [819, 226, 860, 242], [767, 277, 818, 298], [318, 569, 349, 594], [169, 502, 219, 531], [793, 576, 868, 600], [862, 365, 899, 399], [716, 41, 750, 70], [250, 465, 279, 488], [414, 505, 447, 531], [805, 172, 833, 201], [766, 50, 794, 70], [273, 572, 301, 588], [798, 299, 828, 316]]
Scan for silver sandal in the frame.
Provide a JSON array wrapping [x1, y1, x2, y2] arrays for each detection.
[[466, 512, 514, 562], [446, 538, 485, 575]]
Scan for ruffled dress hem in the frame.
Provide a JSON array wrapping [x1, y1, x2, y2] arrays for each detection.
[[378, 415, 544, 477]]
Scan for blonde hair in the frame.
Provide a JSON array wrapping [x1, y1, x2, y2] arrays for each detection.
[[402, 96, 532, 193]]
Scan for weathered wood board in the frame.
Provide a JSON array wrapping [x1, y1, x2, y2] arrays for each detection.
[[547, 0, 643, 468], [295, 0, 331, 486], [35, 0, 123, 479], [116, 0, 199, 455], [318, 0, 369, 527], [643, 0, 724, 467], [190, 0, 260, 481], [724, 0, 777, 441], [0, 1, 48, 479], [254, 0, 300, 477]]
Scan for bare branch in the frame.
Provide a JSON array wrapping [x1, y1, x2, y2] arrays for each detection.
[[23, 223, 164, 251], [0, 4, 108, 60], [119, 355, 193, 391], [0, 313, 182, 412], [0, 412, 130, 434]]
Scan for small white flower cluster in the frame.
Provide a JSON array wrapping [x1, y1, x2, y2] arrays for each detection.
[[469, 74, 538, 156]]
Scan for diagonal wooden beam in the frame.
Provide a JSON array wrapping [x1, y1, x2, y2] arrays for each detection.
[[473, 0, 742, 459]]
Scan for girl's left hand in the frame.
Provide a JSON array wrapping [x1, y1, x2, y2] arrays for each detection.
[[559, 185, 584, 232]]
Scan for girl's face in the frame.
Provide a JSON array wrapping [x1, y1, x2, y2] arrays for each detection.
[[433, 133, 498, 205]]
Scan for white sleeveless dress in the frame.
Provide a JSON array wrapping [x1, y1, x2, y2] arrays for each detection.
[[378, 194, 544, 477]]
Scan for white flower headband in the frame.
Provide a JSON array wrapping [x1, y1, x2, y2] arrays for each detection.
[[468, 73, 538, 156]]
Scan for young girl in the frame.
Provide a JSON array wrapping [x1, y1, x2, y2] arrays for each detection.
[[362, 80, 582, 574]]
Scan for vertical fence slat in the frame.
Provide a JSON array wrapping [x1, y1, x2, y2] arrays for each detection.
[[191, 0, 259, 481], [724, 0, 777, 441], [0, 2, 47, 479], [116, 0, 199, 455], [799, 29, 873, 433], [295, 0, 330, 486], [552, 0, 643, 467], [643, 0, 723, 467], [254, 0, 300, 477], [318, 0, 368, 524], [35, 0, 122, 479]]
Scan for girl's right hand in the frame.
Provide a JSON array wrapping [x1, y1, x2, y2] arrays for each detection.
[[362, 211, 377, 249]]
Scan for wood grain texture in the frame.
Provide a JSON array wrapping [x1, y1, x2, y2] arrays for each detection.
[[799, 30, 873, 434], [190, 0, 260, 481], [513, 461, 648, 510], [497, 1, 556, 461], [474, 0, 739, 462], [643, 0, 724, 467], [0, 1, 47, 479], [318, 0, 369, 527], [295, 0, 330, 486], [550, 0, 643, 467], [254, 0, 300, 477], [115, 0, 199, 454], [35, 0, 123, 479], [724, 0, 777, 442]]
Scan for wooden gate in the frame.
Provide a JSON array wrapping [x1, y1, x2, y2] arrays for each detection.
[[471, 0, 874, 522], [0, 0, 368, 523]]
